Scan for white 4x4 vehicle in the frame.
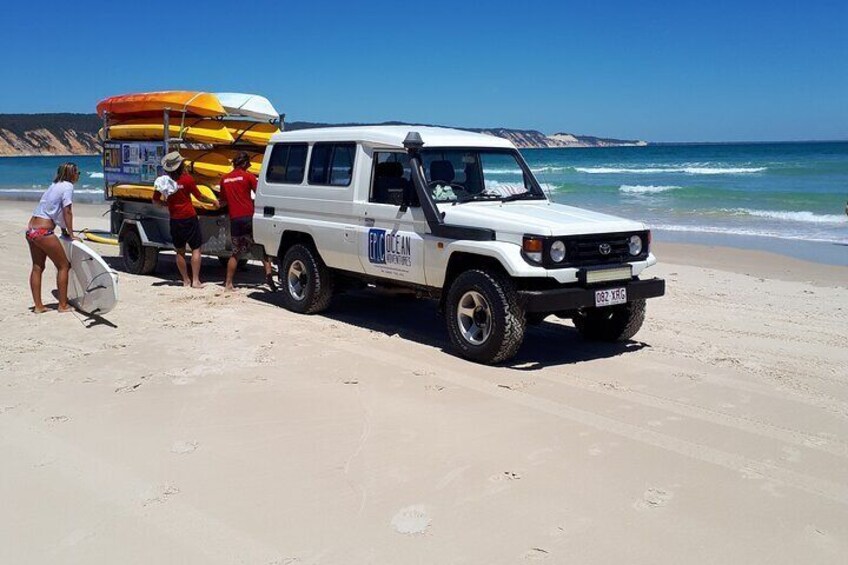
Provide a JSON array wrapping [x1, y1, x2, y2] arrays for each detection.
[[254, 126, 665, 364]]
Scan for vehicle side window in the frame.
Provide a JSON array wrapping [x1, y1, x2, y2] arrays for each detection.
[[371, 152, 413, 205], [285, 144, 308, 183], [330, 144, 354, 186], [308, 143, 355, 186], [265, 143, 307, 184]]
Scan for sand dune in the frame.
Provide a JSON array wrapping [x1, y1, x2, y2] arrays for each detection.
[[1, 202, 846, 564]]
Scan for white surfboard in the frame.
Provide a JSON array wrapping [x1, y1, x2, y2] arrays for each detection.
[[215, 92, 280, 121], [60, 237, 119, 315]]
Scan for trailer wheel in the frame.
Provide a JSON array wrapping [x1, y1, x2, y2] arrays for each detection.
[[121, 228, 158, 275]]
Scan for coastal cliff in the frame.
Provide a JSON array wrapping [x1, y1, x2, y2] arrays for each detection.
[[0, 114, 101, 156], [0, 114, 647, 156], [473, 128, 647, 149]]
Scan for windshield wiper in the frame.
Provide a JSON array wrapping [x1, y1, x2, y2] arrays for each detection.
[[500, 192, 542, 203], [452, 194, 502, 205]]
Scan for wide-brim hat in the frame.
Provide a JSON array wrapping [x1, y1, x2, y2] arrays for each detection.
[[161, 151, 185, 172]]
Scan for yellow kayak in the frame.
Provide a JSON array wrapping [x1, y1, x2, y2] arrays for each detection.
[[101, 118, 235, 145], [111, 183, 221, 211], [225, 120, 279, 146], [80, 229, 119, 246], [182, 149, 263, 178]]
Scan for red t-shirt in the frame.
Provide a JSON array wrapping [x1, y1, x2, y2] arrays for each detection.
[[154, 174, 203, 220], [220, 169, 257, 220]]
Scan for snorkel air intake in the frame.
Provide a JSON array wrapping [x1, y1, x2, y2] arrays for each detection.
[[404, 131, 495, 241]]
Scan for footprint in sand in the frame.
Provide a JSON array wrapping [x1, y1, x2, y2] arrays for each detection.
[[171, 440, 198, 454], [143, 484, 180, 506], [391, 505, 431, 535], [523, 548, 550, 561], [45, 415, 69, 424], [490, 471, 522, 482], [634, 488, 673, 510], [171, 375, 196, 386]]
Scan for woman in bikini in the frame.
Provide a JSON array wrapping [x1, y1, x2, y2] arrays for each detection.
[[26, 162, 79, 313]]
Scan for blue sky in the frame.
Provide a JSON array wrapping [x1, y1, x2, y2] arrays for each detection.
[[1, 0, 845, 142]]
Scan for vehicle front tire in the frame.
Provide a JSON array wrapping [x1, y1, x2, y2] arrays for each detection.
[[573, 299, 646, 341], [121, 228, 158, 275], [278, 244, 334, 314], [445, 269, 526, 364]]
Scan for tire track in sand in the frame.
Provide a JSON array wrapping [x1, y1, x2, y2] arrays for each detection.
[[330, 340, 848, 506]]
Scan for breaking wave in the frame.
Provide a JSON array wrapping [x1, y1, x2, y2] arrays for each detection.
[[619, 184, 681, 194], [575, 166, 766, 175], [724, 208, 847, 224]]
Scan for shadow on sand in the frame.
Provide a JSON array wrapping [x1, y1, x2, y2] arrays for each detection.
[[103, 254, 272, 291], [112, 253, 646, 368], [50, 290, 118, 328], [247, 288, 647, 370]]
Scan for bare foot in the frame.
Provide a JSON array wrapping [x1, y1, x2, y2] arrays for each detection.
[[57, 305, 73, 313], [182, 279, 191, 287], [224, 284, 235, 292], [191, 282, 204, 289], [32, 306, 48, 314]]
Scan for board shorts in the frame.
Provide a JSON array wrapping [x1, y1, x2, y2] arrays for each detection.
[[230, 216, 254, 257], [170, 217, 202, 250], [25, 227, 54, 242]]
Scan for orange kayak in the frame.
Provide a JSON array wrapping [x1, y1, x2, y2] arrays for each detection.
[[97, 91, 226, 118]]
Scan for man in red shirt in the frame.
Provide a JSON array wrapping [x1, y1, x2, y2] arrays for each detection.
[[153, 152, 218, 288], [219, 152, 275, 291]]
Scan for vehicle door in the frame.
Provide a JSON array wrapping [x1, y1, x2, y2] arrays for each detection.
[[356, 151, 429, 285]]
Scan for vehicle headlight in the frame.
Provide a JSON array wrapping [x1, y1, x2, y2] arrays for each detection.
[[628, 234, 643, 256], [550, 240, 566, 263]]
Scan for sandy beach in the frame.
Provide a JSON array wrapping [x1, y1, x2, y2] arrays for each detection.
[[1, 201, 847, 564]]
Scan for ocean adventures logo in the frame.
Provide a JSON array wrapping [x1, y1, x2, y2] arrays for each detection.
[[368, 229, 412, 267]]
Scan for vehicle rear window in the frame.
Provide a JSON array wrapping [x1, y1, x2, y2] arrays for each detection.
[[308, 143, 356, 186], [265, 143, 307, 184]]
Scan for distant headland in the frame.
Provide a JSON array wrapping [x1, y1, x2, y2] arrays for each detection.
[[0, 113, 647, 156]]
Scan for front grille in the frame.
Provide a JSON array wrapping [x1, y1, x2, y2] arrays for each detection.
[[558, 231, 648, 267]]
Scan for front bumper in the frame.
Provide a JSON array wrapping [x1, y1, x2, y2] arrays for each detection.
[[519, 277, 666, 313]]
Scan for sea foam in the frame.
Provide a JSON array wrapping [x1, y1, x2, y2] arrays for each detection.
[[576, 166, 766, 175], [726, 208, 847, 224], [619, 185, 680, 194]]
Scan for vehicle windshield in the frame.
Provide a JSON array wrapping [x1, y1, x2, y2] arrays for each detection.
[[421, 149, 545, 203]]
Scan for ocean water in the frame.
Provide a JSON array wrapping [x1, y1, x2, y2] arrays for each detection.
[[521, 142, 848, 248], [0, 155, 104, 202], [2, 143, 847, 260]]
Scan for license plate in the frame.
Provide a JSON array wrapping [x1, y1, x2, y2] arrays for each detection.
[[595, 287, 627, 307]]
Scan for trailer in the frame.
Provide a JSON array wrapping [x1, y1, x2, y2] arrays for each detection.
[[100, 103, 283, 275]]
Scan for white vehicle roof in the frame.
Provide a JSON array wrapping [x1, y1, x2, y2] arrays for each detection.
[[269, 125, 516, 150]]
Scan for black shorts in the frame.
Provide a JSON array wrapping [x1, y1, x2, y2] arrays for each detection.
[[230, 216, 254, 257], [170, 217, 202, 250]]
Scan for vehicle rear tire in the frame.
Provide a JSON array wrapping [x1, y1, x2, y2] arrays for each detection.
[[121, 228, 158, 275], [278, 244, 334, 314], [573, 299, 646, 341], [445, 269, 526, 364]]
